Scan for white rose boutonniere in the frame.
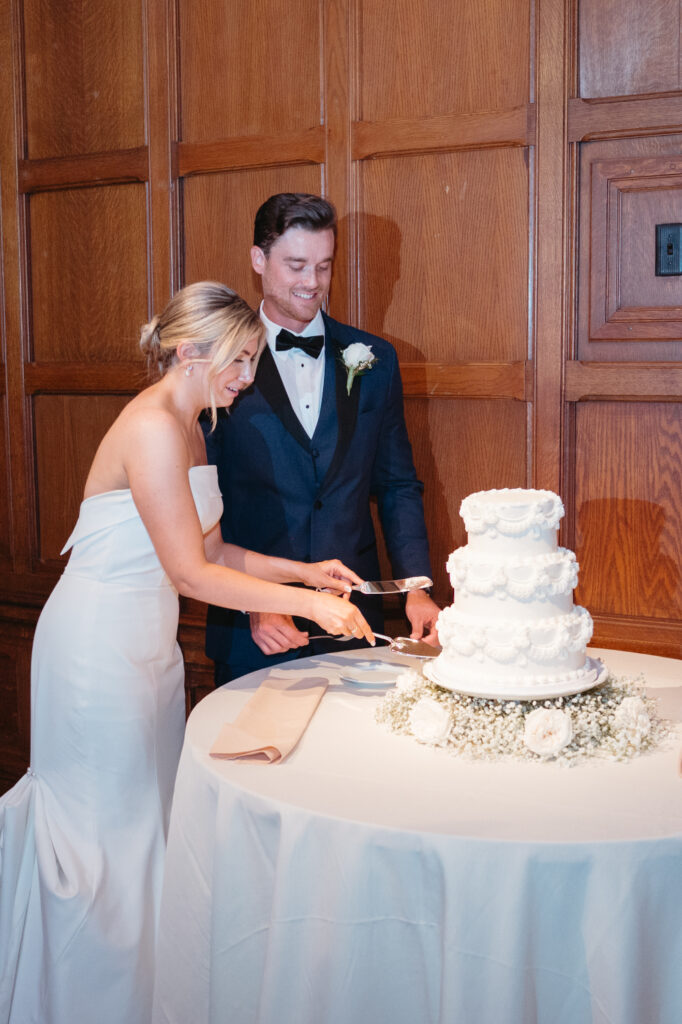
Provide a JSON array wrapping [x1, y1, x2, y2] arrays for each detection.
[[341, 342, 377, 395], [408, 696, 452, 746], [523, 707, 573, 758]]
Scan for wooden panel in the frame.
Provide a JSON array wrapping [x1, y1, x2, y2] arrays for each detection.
[[533, 0, 568, 496], [181, 166, 322, 302], [177, 0, 321, 142], [33, 394, 131, 561], [404, 399, 528, 606], [585, 153, 682, 341], [29, 184, 149, 361], [577, 135, 682, 361], [578, 0, 681, 99], [359, 148, 529, 362], [574, 401, 682, 621], [0, 399, 10, 563], [24, 362, 145, 395], [23, 0, 145, 159], [177, 130, 326, 177], [0, 633, 32, 793], [359, 0, 530, 121], [19, 149, 148, 194], [352, 106, 534, 161], [568, 96, 682, 143], [565, 362, 682, 401], [401, 361, 530, 401]]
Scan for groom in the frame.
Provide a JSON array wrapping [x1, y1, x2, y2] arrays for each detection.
[[205, 193, 439, 683]]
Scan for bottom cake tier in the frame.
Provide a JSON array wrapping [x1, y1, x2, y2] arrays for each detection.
[[423, 653, 608, 699]]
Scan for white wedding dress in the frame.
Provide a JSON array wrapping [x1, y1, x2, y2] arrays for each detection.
[[0, 465, 222, 1024]]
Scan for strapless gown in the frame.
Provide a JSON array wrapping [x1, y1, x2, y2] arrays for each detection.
[[0, 465, 223, 1024]]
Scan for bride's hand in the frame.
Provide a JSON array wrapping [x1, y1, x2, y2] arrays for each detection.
[[297, 559, 363, 596], [309, 592, 374, 644]]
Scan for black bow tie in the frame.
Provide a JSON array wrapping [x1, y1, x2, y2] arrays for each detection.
[[275, 328, 324, 359]]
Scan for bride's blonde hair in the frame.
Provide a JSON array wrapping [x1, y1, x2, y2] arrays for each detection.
[[140, 281, 264, 429]]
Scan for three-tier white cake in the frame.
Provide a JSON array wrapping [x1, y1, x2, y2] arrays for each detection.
[[424, 488, 607, 699]]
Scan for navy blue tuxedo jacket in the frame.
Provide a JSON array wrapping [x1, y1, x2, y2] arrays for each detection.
[[204, 313, 432, 677]]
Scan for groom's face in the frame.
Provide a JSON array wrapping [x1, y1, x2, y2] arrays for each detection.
[[251, 226, 335, 333]]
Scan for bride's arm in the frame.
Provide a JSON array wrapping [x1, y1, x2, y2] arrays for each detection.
[[124, 411, 372, 639], [203, 525, 361, 593]]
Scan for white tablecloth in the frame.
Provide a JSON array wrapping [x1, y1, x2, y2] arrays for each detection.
[[152, 648, 682, 1024]]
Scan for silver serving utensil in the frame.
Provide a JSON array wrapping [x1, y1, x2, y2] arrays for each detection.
[[307, 632, 441, 658], [351, 575, 433, 595]]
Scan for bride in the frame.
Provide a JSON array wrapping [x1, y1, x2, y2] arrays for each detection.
[[0, 281, 373, 1024]]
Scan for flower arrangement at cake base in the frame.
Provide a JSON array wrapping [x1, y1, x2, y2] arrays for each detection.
[[376, 667, 673, 765]]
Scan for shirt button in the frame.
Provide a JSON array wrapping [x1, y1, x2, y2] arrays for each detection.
[[314, 499, 323, 510]]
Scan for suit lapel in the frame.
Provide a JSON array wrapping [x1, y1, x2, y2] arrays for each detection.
[[318, 328, 361, 489], [254, 344, 311, 453], [253, 323, 361, 481]]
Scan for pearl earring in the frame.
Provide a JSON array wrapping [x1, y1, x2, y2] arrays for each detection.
[[185, 363, 193, 377]]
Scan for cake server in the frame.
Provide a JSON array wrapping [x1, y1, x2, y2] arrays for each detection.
[[351, 575, 433, 595], [308, 632, 441, 658]]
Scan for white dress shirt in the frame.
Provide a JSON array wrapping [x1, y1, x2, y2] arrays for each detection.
[[261, 304, 326, 438]]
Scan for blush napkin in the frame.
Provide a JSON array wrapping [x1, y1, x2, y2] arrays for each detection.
[[210, 672, 329, 763]]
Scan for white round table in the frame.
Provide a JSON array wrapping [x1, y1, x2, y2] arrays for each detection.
[[152, 648, 682, 1024]]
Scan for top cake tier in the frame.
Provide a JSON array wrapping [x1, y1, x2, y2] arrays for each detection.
[[460, 488, 564, 555]]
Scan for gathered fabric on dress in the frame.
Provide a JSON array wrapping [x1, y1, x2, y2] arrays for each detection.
[[0, 465, 222, 1024]]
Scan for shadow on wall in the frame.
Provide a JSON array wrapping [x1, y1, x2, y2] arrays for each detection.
[[344, 211, 454, 604]]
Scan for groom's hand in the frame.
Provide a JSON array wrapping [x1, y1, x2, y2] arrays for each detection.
[[405, 590, 440, 645], [250, 612, 309, 655]]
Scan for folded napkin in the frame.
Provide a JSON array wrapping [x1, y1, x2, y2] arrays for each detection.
[[210, 672, 328, 763]]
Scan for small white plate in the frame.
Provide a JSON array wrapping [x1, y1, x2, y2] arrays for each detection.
[[339, 660, 401, 686]]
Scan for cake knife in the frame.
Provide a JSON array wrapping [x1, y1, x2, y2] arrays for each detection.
[[351, 575, 433, 595], [307, 632, 441, 657]]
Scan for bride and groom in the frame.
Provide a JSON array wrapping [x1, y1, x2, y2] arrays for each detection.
[[0, 193, 437, 1023]]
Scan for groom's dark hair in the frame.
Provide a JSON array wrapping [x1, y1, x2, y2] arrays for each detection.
[[253, 193, 337, 256]]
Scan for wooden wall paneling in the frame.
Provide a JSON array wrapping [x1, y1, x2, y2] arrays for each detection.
[[578, 0, 681, 99], [533, 0, 568, 494], [577, 135, 682, 360], [568, 95, 682, 144], [0, 0, 33, 580], [0, 17, 9, 570], [22, 0, 145, 160], [177, 131, 326, 178], [358, 149, 530, 362], [33, 394, 131, 563], [145, 0, 177, 308], [177, 0, 321, 143], [358, 0, 530, 121], [18, 150, 148, 195], [352, 108, 534, 162], [323, 0, 353, 323], [404, 398, 528, 606], [181, 166, 323, 299], [573, 399, 682, 655], [565, 361, 682, 401], [29, 184, 149, 361], [0, 629, 32, 790], [0, 408, 10, 564]]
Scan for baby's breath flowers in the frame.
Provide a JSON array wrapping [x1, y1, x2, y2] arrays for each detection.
[[376, 667, 673, 765]]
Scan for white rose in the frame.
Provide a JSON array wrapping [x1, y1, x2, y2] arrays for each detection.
[[523, 707, 573, 757], [342, 342, 374, 369], [408, 696, 451, 745], [395, 668, 423, 693], [613, 697, 650, 742]]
